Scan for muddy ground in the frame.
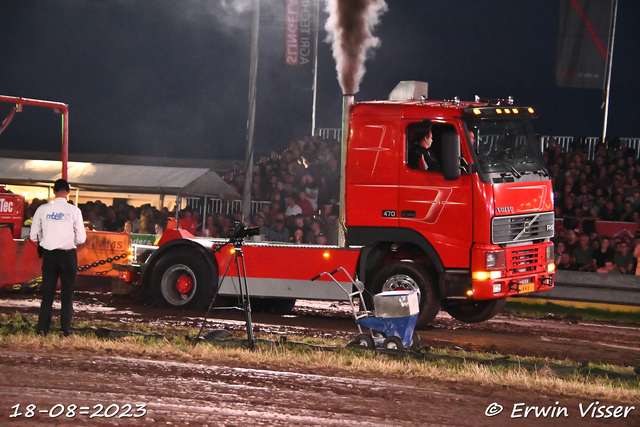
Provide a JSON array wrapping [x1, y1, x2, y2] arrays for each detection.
[[2, 292, 638, 366], [1, 292, 639, 425]]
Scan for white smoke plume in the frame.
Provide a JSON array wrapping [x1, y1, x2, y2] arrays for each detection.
[[219, 0, 253, 14], [324, 0, 388, 95]]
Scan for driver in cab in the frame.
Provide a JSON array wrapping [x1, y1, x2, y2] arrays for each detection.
[[408, 128, 441, 172]]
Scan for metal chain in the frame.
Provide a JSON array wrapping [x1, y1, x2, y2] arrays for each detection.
[[78, 252, 128, 275], [10, 253, 127, 290]]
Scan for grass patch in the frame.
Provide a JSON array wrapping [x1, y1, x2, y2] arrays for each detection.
[[505, 301, 640, 324], [1, 313, 639, 404]]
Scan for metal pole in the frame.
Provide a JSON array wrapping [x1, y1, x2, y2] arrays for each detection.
[[202, 196, 208, 236], [174, 194, 180, 229], [311, 0, 320, 137], [601, 0, 618, 143], [62, 111, 69, 180], [242, 0, 261, 224], [338, 95, 354, 247]]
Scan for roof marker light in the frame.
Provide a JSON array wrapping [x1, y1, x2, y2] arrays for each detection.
[[504, 109, 511, 114], [528, 107, 535, 113], [512, 108, 519, 114], [473, 109, 481, 115], [496, 109, 502, 114]]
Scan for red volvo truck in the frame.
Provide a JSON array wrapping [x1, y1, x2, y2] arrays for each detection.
[[119, 94, 555, 328]]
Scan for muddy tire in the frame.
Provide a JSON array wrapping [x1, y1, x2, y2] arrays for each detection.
[[371, 262, 440, 330], [150, 249, 216, 310], [382, 336, 404, 350], [409, 331, 421, 350], [443, 298, 506, 323]]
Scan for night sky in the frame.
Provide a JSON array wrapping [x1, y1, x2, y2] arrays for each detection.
[[0, 0, 638, 161]]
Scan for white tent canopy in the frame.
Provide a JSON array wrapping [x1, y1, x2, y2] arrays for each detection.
[[0, 158, 241, 198]]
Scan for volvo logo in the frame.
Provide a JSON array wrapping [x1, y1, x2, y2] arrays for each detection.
[[496, 206, 514, 213], [514, 213, 540, 241]]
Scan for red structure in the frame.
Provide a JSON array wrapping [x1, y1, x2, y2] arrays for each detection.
[[0, 185, 24, 239], [0, 95, 69, 179], [0, 228, 40, 288]]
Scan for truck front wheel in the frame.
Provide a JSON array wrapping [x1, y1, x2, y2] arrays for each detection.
[[371, 262, 440, 329], [443, 298, 506, 323], [150, 250, 216, 310]]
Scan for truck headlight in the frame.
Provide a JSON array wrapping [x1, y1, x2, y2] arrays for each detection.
[[486, 251, 506, 270], [546, 243, 554, 263], [473, 271, 502, 280]]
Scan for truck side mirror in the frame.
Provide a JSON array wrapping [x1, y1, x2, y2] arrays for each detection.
[[441, 132, 461, 181]]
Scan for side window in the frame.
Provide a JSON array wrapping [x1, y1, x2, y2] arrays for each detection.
[[406, 123, 457, 173]]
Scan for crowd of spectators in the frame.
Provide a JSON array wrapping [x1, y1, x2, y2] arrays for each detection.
[[21, 135, 343, 245], [547, 137, 640, 224], [553, 227, 640, 275], [210, 135, 343, 244], [546, 137, 640, 274], [24, 198, 172, 236]]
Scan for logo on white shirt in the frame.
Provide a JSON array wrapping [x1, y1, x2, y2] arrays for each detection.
[[46, 212, 71, 221]]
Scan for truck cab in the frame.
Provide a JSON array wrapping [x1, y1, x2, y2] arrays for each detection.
[[345, 98, 554, 327]]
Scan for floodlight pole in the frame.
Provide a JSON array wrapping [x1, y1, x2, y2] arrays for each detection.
[[601, 0, 618, 143], [242, 0, 261, 224]]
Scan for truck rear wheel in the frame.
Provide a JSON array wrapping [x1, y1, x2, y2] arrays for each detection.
[[150, 249, 216, 310], [443, 298, 506, 323], [371, 262, 440, 330]]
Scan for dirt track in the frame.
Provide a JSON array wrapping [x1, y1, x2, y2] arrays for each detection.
[[1, 347, 638, 426], [1, 292, 640, 425], [1, 292, 639, 366]]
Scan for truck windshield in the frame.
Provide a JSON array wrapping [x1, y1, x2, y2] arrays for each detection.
[[465, 117, 548, 179]]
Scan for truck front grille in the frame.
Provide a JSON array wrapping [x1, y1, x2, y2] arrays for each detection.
[[491, 212, 554, 244], [506, 246, 545, 276]]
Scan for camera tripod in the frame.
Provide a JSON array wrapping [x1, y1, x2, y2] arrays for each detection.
[[194, 236, 255, 350]]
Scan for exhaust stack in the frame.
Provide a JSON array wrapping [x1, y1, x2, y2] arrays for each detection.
[[338, 94, 355, 247]]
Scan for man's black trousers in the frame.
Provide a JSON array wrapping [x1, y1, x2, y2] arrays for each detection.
[[38, 249, 77, 335]]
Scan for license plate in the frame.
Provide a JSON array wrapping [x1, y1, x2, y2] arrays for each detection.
[[519, 283, 534, 293]]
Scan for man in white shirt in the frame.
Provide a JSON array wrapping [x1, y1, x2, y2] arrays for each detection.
[[30, 179, 86, 336], [284, 195, 302, 218]]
